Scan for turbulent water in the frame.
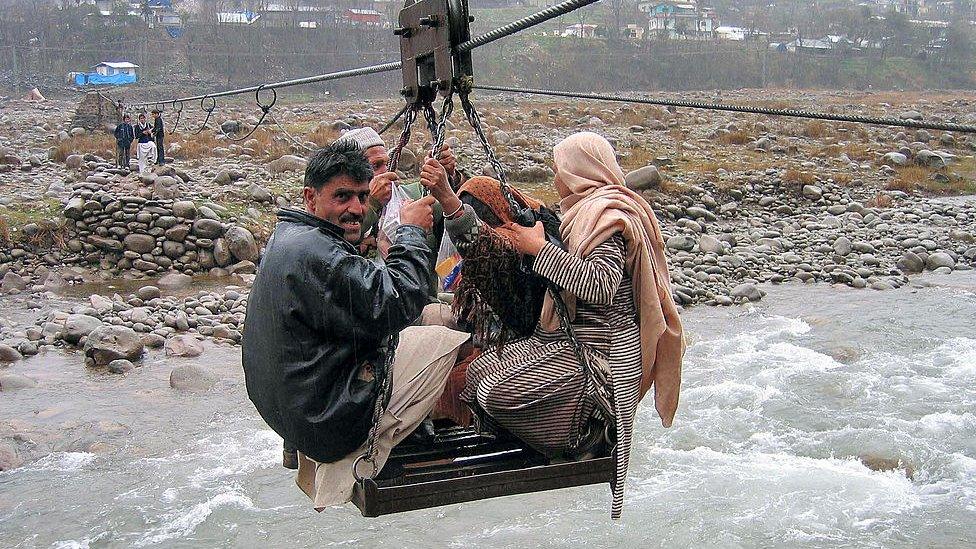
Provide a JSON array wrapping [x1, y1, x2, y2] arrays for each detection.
[[1, 274, 974, 548]]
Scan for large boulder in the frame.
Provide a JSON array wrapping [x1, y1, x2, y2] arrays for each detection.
[[1, 272, 27, 293], [153, 176, 181, 199], [225, 226, 259, 262], [165, 335, 205, 358], [666, 235, 696, 252], [65, 154, 84, 169], [172, 201, 198, 219], [170, 364, 219, 391], [698, 234, 725, 255], [191, 218, 224, 239], [83, 325, 145, 366], [269, 154, 307, 174], [123, 234, 156, 254], [213, 238, 233, 267], [158, 272, 192, 290], [625, 165, 662, 191], [0, 343, 23, 363], [896, 252, 924, 274], [731, 283, 764, 302], [925, 252, 955, 271], [882, 152, 909, 167], [62, 314, 103, 345]]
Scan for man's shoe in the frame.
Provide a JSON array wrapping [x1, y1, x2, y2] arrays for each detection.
[[282, 449, 299, 470]]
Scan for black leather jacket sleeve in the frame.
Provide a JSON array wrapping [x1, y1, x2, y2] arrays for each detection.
[[295, 223, 433, 341]]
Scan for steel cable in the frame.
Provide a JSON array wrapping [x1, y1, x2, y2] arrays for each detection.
[[474, 84, 976, 134], [455, 0, 601, 53]]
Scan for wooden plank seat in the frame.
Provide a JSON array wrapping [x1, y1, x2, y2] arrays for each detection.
[[351, 426, 613, 517]]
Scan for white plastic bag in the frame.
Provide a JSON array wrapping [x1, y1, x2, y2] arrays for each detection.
[[435, 231, 462, 292], [376, 183, 411, 259]]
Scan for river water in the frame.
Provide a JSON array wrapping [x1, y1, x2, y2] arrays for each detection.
[[1, 274, 974, 548]]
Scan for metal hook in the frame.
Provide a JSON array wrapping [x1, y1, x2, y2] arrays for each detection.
[[170, 100, 184, 135], [192, 96, 217, 135], [224, 85, 277, 142], [256, 85, 277, 111]]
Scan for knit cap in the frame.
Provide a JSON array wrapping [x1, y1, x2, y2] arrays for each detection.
[[336, 127, 384, 151]]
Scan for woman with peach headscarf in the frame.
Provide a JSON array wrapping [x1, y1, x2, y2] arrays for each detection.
[[419, 132, 684, 519]]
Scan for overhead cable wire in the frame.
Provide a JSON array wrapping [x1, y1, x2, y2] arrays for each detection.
[[130, 0, 603, 108], [130, 61, 403, 108], [474, 85, 976, 134], [455, 0, 601, 53]]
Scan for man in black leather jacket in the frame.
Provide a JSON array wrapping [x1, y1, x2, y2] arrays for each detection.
[[243, 141, 468, 510]]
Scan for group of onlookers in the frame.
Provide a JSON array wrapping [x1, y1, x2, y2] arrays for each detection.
[[113, 110, 165, 174]]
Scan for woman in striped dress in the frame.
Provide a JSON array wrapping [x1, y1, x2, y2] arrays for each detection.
[[419, 132, 685, 519]]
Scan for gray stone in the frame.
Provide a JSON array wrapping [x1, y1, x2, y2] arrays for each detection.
[[65, 154, 84, 169], [925, 252, 955, 271], [247, 183, 272, 203], [228, 260, 256, 275], [192, 218, 224, 239], [165, 335, 205, 357], [158, 272, 193, 290], [64, 196, 85, 219], [225, 226, 259, 263], [0, 373, 36, 391], [624, 165, 662, 191], [269, 154, 307, 174], [0, 343, 23, 363], [107, 359, 135, 374], [136, 285, 161, 301], [802, 185, 823, 200], [666, 235, 696, 252], [698, 234, 725, 255], [123, 234, 156, 254], [833, 237, 852, 256], [1, 272, 27, 292], [172, 201, 198, 219], [63, 314, 103, 345], [882, 152, 909, 167], [83, 325, 145, 366], [731, 283, 764, 302], [153, 176, 180, 199], [213, 238, 233, 267], [169, 364, 219, 391], [221, 120, 242, 134], [896, 252, 925, 274]]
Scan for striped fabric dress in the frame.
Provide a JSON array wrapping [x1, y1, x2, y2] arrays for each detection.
[[446, 205, 642, 519]]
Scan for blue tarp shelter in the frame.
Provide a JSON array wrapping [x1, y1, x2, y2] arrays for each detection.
[[75, 73, 138, 86]]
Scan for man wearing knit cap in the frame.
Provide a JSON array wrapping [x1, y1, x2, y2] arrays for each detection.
[[337, 127, 462, 297]]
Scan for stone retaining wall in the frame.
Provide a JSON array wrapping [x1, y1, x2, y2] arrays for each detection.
[[62, 187, 261, 277]]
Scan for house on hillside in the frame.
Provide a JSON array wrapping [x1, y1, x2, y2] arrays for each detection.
[[217, 11, 261, 25], [786, 38, 833, 54], [73, 62, 139, 86], [94, 62, 138, 78], [637, 1, 717, 39], [715, 25, 746, 40], [344, 8, 386, 27], [561, 23, 600, 38]]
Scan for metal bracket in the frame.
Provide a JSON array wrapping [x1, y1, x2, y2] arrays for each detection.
[[397, 0, 473, 103]]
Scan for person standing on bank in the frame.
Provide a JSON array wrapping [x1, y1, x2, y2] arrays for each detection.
[[152, 109, 165, 165], [113, 114, 135, 170], [134, 113, 155, 174], [242, 140, 469, 510]]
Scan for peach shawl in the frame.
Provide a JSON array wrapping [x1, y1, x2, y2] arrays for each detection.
[[539, 132, 685, 427]]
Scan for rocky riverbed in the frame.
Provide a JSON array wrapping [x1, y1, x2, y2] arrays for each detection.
[[1, 88, 975, 465]]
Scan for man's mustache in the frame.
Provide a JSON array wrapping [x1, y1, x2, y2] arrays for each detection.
[[339, 213, 363, 224]]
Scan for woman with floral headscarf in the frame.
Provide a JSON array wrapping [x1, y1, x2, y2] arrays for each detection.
[[419, 132, 684, 519]]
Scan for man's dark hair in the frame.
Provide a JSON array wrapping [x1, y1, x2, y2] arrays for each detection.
[[123, 114, 130, 120], [304, 140, 372, 191]]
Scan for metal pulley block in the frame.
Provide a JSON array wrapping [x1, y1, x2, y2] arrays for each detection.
[[396, 0, 473, 103]]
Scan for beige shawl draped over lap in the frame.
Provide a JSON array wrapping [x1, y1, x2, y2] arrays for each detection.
[[539, 132, 685, 427]]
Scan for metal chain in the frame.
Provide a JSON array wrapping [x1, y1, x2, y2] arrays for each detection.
[[351, 104, 422, 482], [458, 90, 523, 215], [388, 105, 419, 173], [474, 84, 976, 134], [353, 333, 399, 482]]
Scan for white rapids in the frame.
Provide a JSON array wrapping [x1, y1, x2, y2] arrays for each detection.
[[1, 273, 974, 548]]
